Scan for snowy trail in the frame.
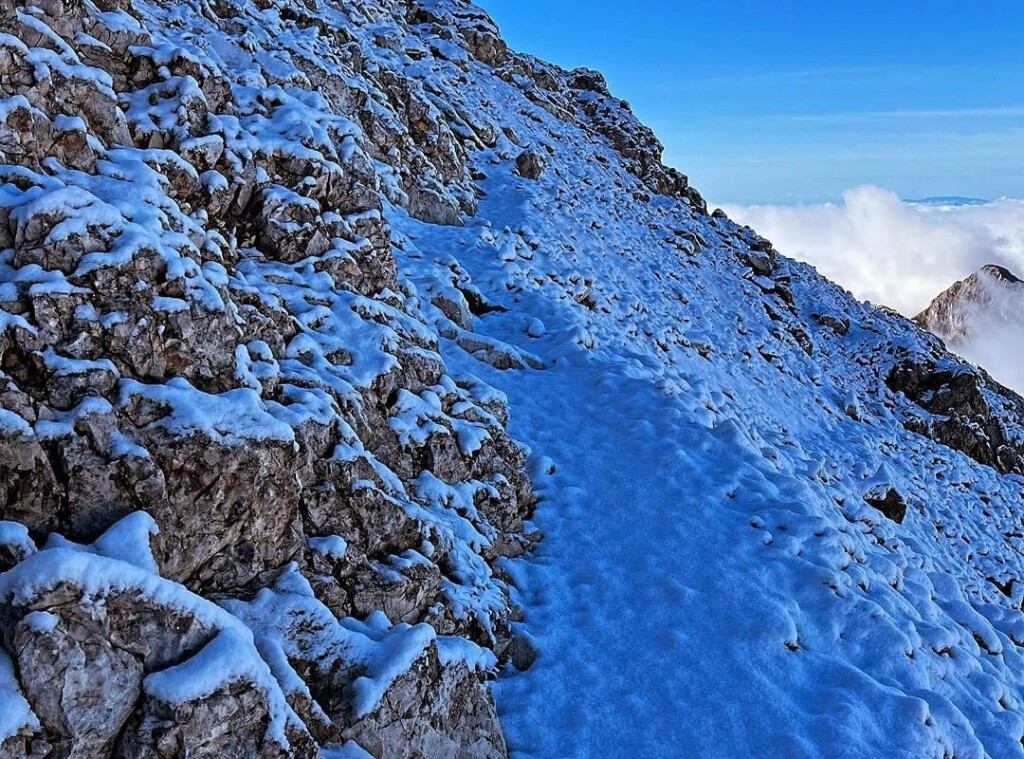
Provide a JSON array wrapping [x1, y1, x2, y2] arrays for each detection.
[[494, 352, 772, 755], [479, 346, 807, 757], [393, 156, 1024, 758], [394, 205, 942, 756]]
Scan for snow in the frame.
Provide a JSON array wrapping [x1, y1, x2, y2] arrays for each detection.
[[91, 511, 160, 574], [322, 741, 374, 759], [33, 396, 115, 441], [0, 649, 40, 741], [388, 76, 1024, 754], [489, 351, 882, 757], [143, 628, 262, 702], [437, 635, 498, 672], [22, 611, 58, 633], [0, 409, 32, 436], [307, 535, 348, 559], [0, 522, 35, 558], [38, 349, 116, 378], [119, 378, 296, 445], [348, 621, 435, 718]]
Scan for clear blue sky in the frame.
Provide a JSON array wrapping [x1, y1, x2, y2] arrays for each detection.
[[481, 1, 1024, 204]]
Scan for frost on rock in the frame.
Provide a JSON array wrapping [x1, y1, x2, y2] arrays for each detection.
[[0, 0, 537, 755]]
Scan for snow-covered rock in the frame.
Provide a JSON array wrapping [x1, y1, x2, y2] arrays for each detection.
[[0, 0, 538, 754]]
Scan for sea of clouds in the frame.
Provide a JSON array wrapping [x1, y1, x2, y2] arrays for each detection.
[[722, 187, 1024, 391]]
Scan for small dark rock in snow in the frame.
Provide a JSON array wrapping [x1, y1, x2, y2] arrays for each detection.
[[516, 150, 546, 180], [865, 488, 908, 523]]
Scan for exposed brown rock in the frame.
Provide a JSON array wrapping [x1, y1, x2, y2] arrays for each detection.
[[515, 150, 545, 180], [0, 0, 534, 755], [864, 487, 908, 524]]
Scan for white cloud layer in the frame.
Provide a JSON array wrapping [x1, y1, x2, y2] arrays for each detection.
[[722, 187, 1024, 391], [959, 286, 1024, 394]]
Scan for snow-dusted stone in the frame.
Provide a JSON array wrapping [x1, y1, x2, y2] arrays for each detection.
[[10, 605, 144, 758], [257, 186, 334, 263], [344, 645, 505, 759], [0, 647, 41, 758], [117, 383, 311, 591], [886, 356, 1024, 475], [436, 2, 508, 67], [0, 517, 317, 759], [863, 486, 908, 524], [811, 312, 850, 335], [406, 184, 465, 226], [0, 553, 211, 756], [514, 150, 545, 180], [0, 99, 56, 170], [0, 521, 35, 573], [222, 569, 505, 759], [119, 630, 317, 759], [0, 412, 60, 535]]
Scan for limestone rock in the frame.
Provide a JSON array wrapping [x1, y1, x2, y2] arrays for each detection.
[[0, 520, 318, 759], [863, 487, 908, 524], [915, 264, 1024, 342], [345, 649, 506, 759], [886, 356, 1024, 475], [515, 150, 545, 180]]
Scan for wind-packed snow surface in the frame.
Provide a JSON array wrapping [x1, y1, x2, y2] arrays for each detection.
[[4, 0, 1024, 755]]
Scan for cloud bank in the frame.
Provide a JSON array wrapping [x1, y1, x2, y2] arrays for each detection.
[[722, 187, 1024, 391], [959, 286, 1024, 394]]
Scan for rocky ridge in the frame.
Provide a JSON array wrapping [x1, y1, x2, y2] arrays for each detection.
[[0, 0, 709, 755], [915, 264, 1024, 342], [0, 0, 555, 755]]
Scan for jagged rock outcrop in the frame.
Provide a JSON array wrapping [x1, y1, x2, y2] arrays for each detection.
[[915, 263, 1024, 341], [885, 352, 1024, 476], [0, 0, 564, 754], [514, 150, 544, 181], [891, 265, 1024, 474]]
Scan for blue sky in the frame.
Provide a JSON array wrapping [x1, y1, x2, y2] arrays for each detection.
[[481, 1, 1024, 204]]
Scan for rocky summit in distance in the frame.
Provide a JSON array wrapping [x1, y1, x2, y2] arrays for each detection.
[[915, 263, 1024, 342]]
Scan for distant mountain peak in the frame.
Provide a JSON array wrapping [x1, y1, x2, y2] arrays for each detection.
[[906, 196, 989, 207], [979, 263, 1023, 283], [915, 263, 1024, 341]]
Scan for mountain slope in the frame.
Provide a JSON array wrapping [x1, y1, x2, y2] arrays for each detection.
[[391, 91, 1024, 757], [4, 0, 1024, 758]]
